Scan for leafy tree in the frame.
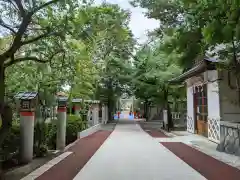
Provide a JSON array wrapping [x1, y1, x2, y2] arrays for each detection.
[[74, 3, 136, 120], [131, 40, 184, 122], [131, 0, 240, 106], [0, 0, 94, 150]]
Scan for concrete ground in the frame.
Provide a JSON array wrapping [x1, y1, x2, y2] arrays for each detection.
[[157, 130, 240, 169], [20, 120, 240, 180], [73, 121, 205, 180]]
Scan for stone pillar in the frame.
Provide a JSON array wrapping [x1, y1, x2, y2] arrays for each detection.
[[92, 104, 99, 125], [87, 108, 92, 127], [105, 105, 108, 124], [102, 104, 105, 124], [163, 109, 168, 129], [20, 111, 35, 163], [57, 107, 67, 151]]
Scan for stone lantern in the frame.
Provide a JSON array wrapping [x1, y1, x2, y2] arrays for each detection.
[[15, 91, 38, 163]]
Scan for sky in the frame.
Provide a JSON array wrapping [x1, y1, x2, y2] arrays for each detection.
[[94, 0, 159, 43]]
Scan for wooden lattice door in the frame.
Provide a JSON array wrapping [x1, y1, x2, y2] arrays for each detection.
[[194, 84, 208, 136]]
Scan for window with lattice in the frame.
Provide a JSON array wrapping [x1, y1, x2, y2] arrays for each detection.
[[194, 84, 208, 122]]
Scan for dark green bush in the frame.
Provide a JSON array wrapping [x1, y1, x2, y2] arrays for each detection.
[[0, 114, 86, 169], [0, 123, 20, 169], [46, 115, 84, 149], [34, 122, 48, 157], [46, 122, 57, 150]]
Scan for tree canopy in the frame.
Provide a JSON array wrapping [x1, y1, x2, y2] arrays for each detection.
[[0, 0, 136, 146], [137, 0, 239, 65]]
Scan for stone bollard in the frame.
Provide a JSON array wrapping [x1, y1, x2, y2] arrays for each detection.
[[20, 111, 35, 163], [102, 105, 105, 124], [57, 107, 67, 151], [92, 104, 99, 125], [163, 109, 168, 130], [105, 105, 108, 124]]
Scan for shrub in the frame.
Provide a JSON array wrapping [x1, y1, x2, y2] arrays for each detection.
[[0, 114, 86, 169], [0, 123, 20, 169], [34, 122, 48, 157], [46, 115, 84, 149], [46, 122, 57, 150]]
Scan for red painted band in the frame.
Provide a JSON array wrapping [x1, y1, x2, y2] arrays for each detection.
[[20, 111, 34, 116], [73, 106, 80, 110], [58, 107, 66, 112]]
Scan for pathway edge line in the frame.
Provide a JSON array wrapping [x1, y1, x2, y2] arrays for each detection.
[[20, 151, 72, 180]]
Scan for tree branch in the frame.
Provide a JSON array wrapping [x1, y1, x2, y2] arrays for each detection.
[[5, 56, 48, 67], [0, 19, 16, 34], [5, 48, 64, 67], [32, 0, 59, 13], [12, 0, 26, 17], [1, 0, 59, 59], [21, 31, 50, 45], [1, 13, 33, 59], [4, 0, 18, 11]]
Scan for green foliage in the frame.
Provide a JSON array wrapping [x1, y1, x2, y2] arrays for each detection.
[[0, 114, 84, 166], [0, 0, 136, 170], [45, 122, 57, 150], [131, 40, 183, 104], [46, 115, 84, 149], [0, 124, 20, 163], [34, 122, 48, 157], [131, 0, 240, 72]]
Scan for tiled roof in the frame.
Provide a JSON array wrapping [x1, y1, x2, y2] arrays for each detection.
[[72, 98, 82, 103], [58, 96, 68, 101], [15, 92, 38, 100]]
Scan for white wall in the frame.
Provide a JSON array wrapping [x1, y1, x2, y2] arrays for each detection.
[[219, 70, 240, 122], [187, 86, 195, 133], [207, 70, 221, 119], [206, 70, 221, 143]]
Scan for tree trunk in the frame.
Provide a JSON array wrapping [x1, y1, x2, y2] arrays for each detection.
[[0, 65, 4, 102], [144, 100, 150, 121], [162, 88, 173, 131], [0, 65, 13, 178], [0, 65, 13, 143]]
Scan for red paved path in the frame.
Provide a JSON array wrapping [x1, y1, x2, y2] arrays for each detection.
[[139, 124, 169, 138], [161, 142, 240, 180], [36, 130, 112, 180]]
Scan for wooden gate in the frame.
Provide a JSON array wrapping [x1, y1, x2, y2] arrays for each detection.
[[194, 84, 208, 137]]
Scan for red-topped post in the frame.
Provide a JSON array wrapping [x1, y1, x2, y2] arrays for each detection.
[[74, 105, 80, 116], [72, 98, 81, 117], [17, 92, 38, 163], [57, 96, 67, 151]]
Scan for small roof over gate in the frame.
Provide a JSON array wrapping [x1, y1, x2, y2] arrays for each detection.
[[168, 57, 217, 84], [15, 92, 38, 100]]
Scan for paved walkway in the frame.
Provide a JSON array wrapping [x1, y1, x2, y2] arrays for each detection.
[[73, 122, 205, 180], [22, 121, 240, 180]]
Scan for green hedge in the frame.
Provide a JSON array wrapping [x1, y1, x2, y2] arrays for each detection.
[[0, 124, 20, 163], [46, 114, 84, 150], [0, 114, 86, 167]]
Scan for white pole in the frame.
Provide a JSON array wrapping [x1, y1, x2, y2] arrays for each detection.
[[57, 107, 67, 151], [163, 109, 168, 128], [20, 111, 35, 163], [102, 104, 105, 124]]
